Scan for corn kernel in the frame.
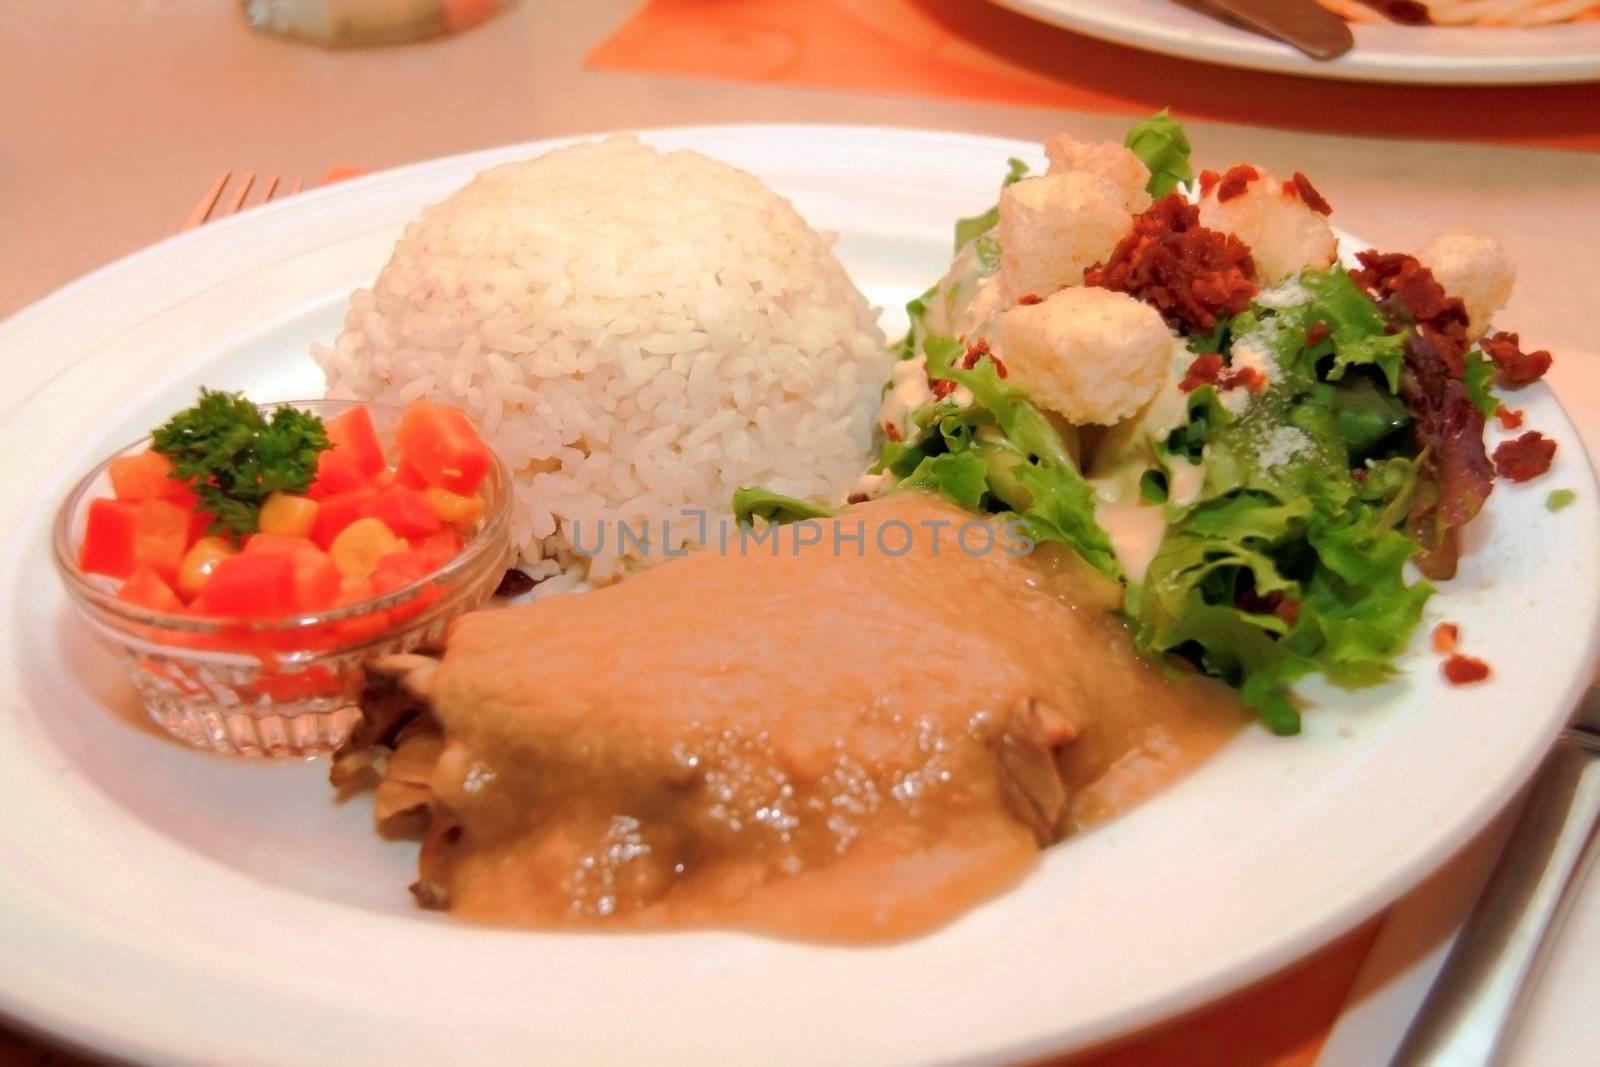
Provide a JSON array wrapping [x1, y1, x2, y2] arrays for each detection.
[[259, 492, 320, 538], [177, 536, 236, 598], [424, 486, 484, 526], [328, 517, 407, 580]]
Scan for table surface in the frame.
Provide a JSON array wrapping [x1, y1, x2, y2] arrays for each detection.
[[3, 2, 1599, 1065]]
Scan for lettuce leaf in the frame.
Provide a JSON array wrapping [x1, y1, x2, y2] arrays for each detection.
[[732, 488, 840, 526], [1124, 109, 1194, 198], [952, 156, 1030, 252]]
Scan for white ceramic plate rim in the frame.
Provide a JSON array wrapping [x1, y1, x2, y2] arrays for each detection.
[[0, 125, 1597, 1067], [991, 0, 1600, 84]]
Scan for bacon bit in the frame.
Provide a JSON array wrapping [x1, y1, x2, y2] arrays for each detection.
[[1493, 431, 1557, 482], [1227, 365, 1270, 393], [1305, 320, 1332, 346], [1237, 587, 1300, 627], [1495, 406, 1524, 430], [1179, 353, 1225, 393], [882, 421, 902, 443], [1017, 293, 1043, 306], [1431, 622, 1459, 654], [1443, 654, 1491, 685], [1353, 250, 1491, 582], [845, 492, 870, 505], [1085, 194, 1258, 334], [1215, 164, 1260, 203], [1198, 169, 1221, 196], [1481, 331, 1552, 387], [1287, 172, 1332, 216], [1351, 466, 1370, 483], [930, 378, 956, 400]]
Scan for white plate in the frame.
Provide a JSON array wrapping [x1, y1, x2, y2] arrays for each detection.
[[992, 0, 1600, 84], [0, 125, 1597, 1067]]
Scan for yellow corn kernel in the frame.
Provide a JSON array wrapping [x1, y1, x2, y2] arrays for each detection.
[[259, 492, 320, 538], [177, 536, 236, 598], [424, 486, 484, 526], [328, 517, 407, 580]]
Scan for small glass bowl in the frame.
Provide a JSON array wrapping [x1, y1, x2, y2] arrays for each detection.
[[52, 399, 512, 758]]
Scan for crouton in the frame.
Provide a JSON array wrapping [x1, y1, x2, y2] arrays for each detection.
[[999, 287, 1173, 425], [1044, 134, 1152, 213], [999, 173, 1132, 305], [1199, 165, 1337, 286], [1420, 227, 1515, 338]]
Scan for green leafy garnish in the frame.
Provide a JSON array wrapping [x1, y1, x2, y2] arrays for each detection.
[[1462, 349, 1501, 418], [1125, 108, 1194, 198], [1547, 489, 1577, 512], [150, 389, 329, 537], [952, 157, 1030, 252], [732, 487, 840, 526]]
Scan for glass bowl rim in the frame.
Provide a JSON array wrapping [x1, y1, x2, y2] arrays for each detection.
[[51, 398, 513, 635]]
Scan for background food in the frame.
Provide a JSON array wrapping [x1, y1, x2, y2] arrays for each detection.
[[1317, 0, 1600, 26], [317, 137, 890, 588]]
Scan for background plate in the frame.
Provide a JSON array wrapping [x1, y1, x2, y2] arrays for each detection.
[[0, 125, 1597, 1067], [991, 0, 1600, 84]]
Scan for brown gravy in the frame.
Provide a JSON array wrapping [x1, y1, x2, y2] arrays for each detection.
[[404, 494, 1244, 941]]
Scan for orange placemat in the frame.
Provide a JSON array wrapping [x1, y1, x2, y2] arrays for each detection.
[[588, 0, 1600, 151]]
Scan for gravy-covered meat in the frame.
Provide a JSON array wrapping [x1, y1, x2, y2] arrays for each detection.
[[340, 494, 1241, 940]]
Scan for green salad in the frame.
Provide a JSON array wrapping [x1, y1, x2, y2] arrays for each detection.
[[738, 113, 1557, 734]]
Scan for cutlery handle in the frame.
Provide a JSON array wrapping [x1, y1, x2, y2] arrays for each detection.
[[1389, 738, 1600, 1067]]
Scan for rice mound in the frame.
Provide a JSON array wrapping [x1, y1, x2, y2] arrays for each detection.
[[316, 137, 889, 589]]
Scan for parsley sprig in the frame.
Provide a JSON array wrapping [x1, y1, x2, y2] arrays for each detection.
[[150, 390, 329, 537]]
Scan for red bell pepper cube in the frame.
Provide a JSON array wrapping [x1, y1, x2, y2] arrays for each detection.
[[193, 552, 297, 619], [360, 484, 443, 538], [411, 528, 463, 569], [80, 498, 142, 578], [244, 533, 319, 556], [393, 458, 429, 490], [311, 487, 377, 549], [309, 447, 375, 500], [288, 548, 341, 613], [325, 406, 387, 479], [396, 398, 492, 496]]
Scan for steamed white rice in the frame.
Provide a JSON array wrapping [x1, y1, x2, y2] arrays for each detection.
[[315, 137, 889, 588]]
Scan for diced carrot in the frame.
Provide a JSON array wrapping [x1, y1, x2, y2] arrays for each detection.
[[259, 492, 319, 538], [177, 536, 235, 598], [80, 498, 142, 578], [311, 487, 377, 549], [309, 447, 376, 499], [245, 533, 319, 556], [108, 451, 178, 500], [117, 564, 184, 612], [328, 517, 407, 579], [326, 406, 387, 478], [412, 527, 463, 569], [288, 548, 341, 613], [132, 498, 191, 583], [360, 484, 444, 538], [193, 552, 297, 618], [396, 398, 492, 496]]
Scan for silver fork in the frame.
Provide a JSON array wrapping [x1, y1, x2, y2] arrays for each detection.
[[179, 171, 304, 231]]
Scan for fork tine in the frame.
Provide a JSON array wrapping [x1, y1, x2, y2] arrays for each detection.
[[180, 170, 231, 232], [257, 174, 281, 206], [225, 172, 256, 217]]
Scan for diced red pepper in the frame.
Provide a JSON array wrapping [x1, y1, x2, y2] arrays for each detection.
[[309, 447, 376, 499], [371, 550, 434, 594], [396, 398, 492, 496], [244, 533, 319, 556], [412, 527, 463, 569], [393, 458, 429, 490], [325, 406, 387, 478], [80, 498, 142, 578], [311, 488, 377, 549], [117, 564, 183, 612], [193, 552, 297, 619], [132, 498, 191, 583], [360, 484, 444, 538]]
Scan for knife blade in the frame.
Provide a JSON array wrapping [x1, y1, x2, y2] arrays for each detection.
[[1198, 0, 1356, 60]]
